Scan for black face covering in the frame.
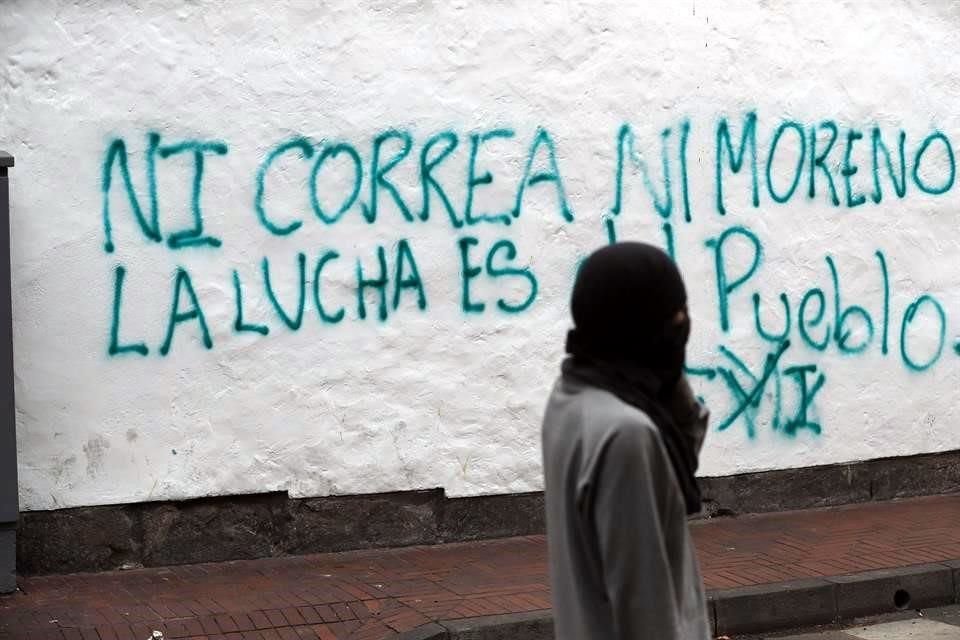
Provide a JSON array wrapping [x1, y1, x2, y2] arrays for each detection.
[[563, 241, 702, 515]]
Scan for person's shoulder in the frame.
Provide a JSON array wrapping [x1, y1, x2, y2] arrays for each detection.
[[574, 387, 661, 448], [560, 386, 669, 485], [581, 386, 656, 427], [547, 379, 662, 453]]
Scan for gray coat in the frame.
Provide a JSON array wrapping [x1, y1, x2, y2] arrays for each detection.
[[541, 376, 711, 640]]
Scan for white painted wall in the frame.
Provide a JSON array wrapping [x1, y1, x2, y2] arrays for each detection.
[[3, 0, 960, 511]]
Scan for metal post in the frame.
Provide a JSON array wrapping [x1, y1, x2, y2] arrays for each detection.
[[0, 151, 16, 594]]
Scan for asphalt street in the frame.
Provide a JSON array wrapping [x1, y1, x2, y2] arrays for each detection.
[[740, 605, 960, 639]]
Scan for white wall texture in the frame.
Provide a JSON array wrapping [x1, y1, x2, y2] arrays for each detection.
[[3, 0, 960, 511]]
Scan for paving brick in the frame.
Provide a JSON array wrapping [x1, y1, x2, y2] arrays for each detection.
[[327, 621, 362, 637], [330, 603, 354, 622], [380, 607, 430, 633], [263, 610, 287, 627], [199, 616, 221, 634], [248, 611, 272, 630], [110, 624, 138, 640], [95, 626, 119, 640], [211, 614, 239, 633], [307, 625, 337, 640], [279, 608, 306, 626]]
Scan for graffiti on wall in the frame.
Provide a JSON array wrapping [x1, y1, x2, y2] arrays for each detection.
[[99, 112, 958, 440]]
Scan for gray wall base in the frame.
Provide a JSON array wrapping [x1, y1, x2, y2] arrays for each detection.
[[0, 153, 16, 595], [0, 524, 15, 593], [16, 449, 960, 576]]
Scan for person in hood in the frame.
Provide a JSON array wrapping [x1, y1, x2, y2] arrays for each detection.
[[541, 241, 710, 640]]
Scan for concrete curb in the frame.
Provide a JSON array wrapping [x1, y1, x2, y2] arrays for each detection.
[[398, 560, 960, 639]]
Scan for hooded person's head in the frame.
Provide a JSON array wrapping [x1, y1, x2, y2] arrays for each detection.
[[562, 241, 702, 515], [565, 241, 690, 393]]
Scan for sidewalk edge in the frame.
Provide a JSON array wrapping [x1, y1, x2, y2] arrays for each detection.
[[397, 560, 960, 639]]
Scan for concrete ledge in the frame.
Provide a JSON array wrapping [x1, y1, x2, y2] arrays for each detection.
[[439, 494, 545, 542], [395, 611, 554, 640], [713, 562, 959, 635], [0, 525, 15, 593], [828, 563, 955, 619], [16, 448, 960, 575], [698, 449, 960, 516], [287, 490, 441, 555], [17, 504, 140, 574], [940, 560, 960, 607], [141, 493, 287, 566], [397, 561, 960, 639], [396, 622, 449, 640], [713, 577, 837, 635], [440, 611, 553, 640]]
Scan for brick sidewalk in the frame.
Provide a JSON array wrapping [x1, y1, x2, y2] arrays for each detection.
[[2, 495, 959, 640]]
